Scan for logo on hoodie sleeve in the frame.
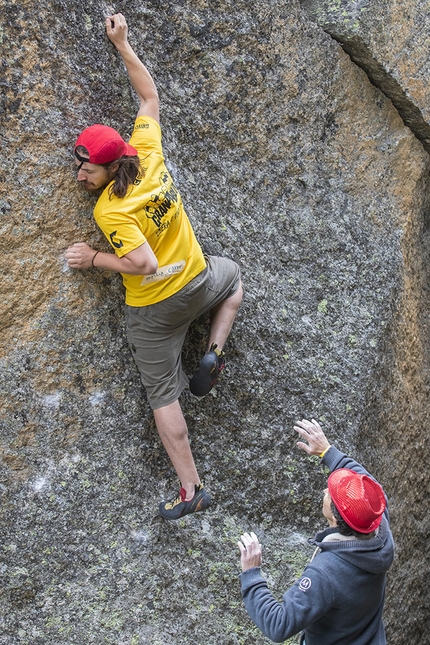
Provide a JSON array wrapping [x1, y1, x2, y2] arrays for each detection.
[[298, 577, 312, 592]]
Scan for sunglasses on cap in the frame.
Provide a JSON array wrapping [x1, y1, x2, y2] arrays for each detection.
[[75, 149, 90, 170]]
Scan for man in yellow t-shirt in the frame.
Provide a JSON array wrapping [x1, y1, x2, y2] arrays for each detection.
[[93, 115, 207, 307], [65, 14, 242, 519]]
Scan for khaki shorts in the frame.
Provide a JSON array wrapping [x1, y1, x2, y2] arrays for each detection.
[[125, 255, 241, 409]]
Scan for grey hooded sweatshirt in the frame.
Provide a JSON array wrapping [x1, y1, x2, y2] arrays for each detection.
[[240, 446, 394, 645]]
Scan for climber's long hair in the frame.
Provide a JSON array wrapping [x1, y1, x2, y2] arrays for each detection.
[[76, 145, 143, 198]]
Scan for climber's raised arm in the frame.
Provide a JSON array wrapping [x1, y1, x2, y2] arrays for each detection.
[[105, 13, 159, 122]]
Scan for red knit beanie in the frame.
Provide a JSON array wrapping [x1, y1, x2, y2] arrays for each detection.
[[328, 469, 386, 534]]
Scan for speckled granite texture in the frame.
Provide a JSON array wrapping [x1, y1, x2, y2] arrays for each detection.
[[1, 1, 429, 643]]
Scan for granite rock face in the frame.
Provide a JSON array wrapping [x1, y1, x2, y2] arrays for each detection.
[[1, 1, 429, 644]]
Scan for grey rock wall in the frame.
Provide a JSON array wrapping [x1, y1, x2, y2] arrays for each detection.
[[1, 1, 429, 643]]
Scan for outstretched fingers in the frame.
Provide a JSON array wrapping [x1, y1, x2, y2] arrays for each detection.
[[294, 419, 330, 455], [238, 531, 259, 549], [294, 418, 329, 455], [237, 532, 262, 571]]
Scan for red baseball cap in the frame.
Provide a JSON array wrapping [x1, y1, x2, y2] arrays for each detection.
[[75, 124, 138, 164], [328, 469, 386, 534]]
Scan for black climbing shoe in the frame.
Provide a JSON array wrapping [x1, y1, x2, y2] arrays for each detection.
[[189, 343, 225, 397], [159, 484, 211, 520]]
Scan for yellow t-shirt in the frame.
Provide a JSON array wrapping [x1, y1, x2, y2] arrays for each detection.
[[93, 116, 206, 306]]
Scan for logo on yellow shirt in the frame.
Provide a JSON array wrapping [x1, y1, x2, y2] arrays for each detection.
[[143, 171, 179, 229], [109, 230, 124, 249]]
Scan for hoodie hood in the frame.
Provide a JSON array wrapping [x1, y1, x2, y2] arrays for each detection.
[[313, 514, 394, 574]]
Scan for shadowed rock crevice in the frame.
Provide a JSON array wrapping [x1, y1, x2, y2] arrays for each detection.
[[300, 0, 430, 154], [329, 37, 430, 154]]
